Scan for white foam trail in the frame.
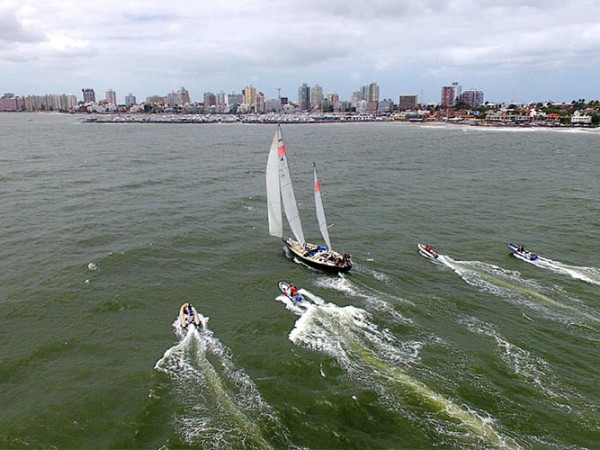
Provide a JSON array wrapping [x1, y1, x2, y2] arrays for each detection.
[[440, 257, 600, 325], [298, 289, 325, 305], [313, 275, 413, 324], [155, 315, 283, 449], [288, 304, 519, 448], [530, 257, 600, 286]]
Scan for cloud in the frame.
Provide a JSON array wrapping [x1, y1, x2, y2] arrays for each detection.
[[0, 6, 46, 45], [2, 0, 600, 103]]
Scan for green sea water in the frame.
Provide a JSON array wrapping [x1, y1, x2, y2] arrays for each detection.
[[1, 113, 599, 449]]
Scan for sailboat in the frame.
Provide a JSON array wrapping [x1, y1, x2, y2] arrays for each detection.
[[266, 125, 352, 273]]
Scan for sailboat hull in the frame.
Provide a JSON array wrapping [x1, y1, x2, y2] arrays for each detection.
[[283, 238, 352, 273]]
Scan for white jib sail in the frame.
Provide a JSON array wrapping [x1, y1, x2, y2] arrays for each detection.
[[277, 127, 305, 246], [266, 128, 283, 238], [313, 163, 332, 250]]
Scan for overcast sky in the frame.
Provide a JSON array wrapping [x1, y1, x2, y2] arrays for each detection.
[[2, 0, 599, 105]]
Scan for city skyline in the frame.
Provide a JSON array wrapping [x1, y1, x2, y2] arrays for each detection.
[[2, 1, 600, 104]]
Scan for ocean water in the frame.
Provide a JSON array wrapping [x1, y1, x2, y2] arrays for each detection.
[[1, 113, 599, 449]]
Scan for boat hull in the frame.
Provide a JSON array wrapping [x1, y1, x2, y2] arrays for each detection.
[[283, 238, 352, 273], [417, 243, 439, 260], [507, 243, 538, 261]]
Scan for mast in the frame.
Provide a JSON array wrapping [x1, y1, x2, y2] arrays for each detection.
[[313, 162, 332, 250]]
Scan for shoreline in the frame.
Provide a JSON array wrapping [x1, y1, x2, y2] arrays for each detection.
[[79, 113, 599, 130]]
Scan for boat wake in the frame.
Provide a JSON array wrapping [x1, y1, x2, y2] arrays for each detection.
[[286, 298, 519, 449], [439, 257, 600, 325], [154, 314, 287, 449], [312, 275, 414, 325], [528, 257, 600, 286]]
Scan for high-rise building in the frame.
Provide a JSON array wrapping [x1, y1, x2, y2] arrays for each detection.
[[327, 93, 339, 104], [441, 82, 461, 106], [178, 87, 190, 105], [82, 88, 96, 103], [310, 84, 323, 111], [106, 89, 117, 105], [361, 82, 380, 103], [361, 82, 379, 114], [125, 93, 137, 106], [243, 84, 257, 109], [298, 83, 310, 111], [203, 92, 216, 107], [226, 92, 243, 107], [216, 91, 226, 107], [461, 89, 484, 108], [398, 95, 418, 111], [255, 91, 265, 113]]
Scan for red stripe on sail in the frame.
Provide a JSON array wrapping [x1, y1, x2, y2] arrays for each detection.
[[314, 180, 320, 192], [278, 144, 286, 156]]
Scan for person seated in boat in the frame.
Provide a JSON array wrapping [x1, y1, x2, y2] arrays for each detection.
[[186, 303, 195, 324], [425, 244, 433, 253], [518, 244, 525, 253], [288, 283, 302, 302], [288, 283, 298, 297], [303, 244, 316, 257]]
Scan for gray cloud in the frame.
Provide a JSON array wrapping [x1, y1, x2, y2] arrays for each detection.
[[0, 8, 46, 45], [2, 0, 600, 103]]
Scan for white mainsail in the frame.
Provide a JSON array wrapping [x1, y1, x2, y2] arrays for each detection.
[[267, 125, 305, 246], [266, 128, 283, 238], [313, 163, 332, 250]]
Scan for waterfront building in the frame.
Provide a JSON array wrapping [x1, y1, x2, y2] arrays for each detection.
[[310, 84, 323, 111], [165, 91, 181, 107], [298, 83, 310, 111], [360, 82, 380, 114], [327, 93, 339, 104], [0, 93, 24, 111], [461, 89, 484, 108], [441, 82, 461, 107], [398, 95, 418, 111], [178, 87, 190, 105], [82, 88, 96, 103], [216, 91, 226, 107], [125, 93, 137, 107], [106, 89, 117, 106], [204, 92, 216, 108], [255, 91, 265, 113], [378, 98, 395, 114], [571, 111, 592, 124], [243, 85, 257, 112], [146, 95, 165, 105], [227, 92, 243, 108]]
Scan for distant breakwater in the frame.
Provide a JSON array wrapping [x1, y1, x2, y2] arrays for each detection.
[[82, 113, 389, 124]]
